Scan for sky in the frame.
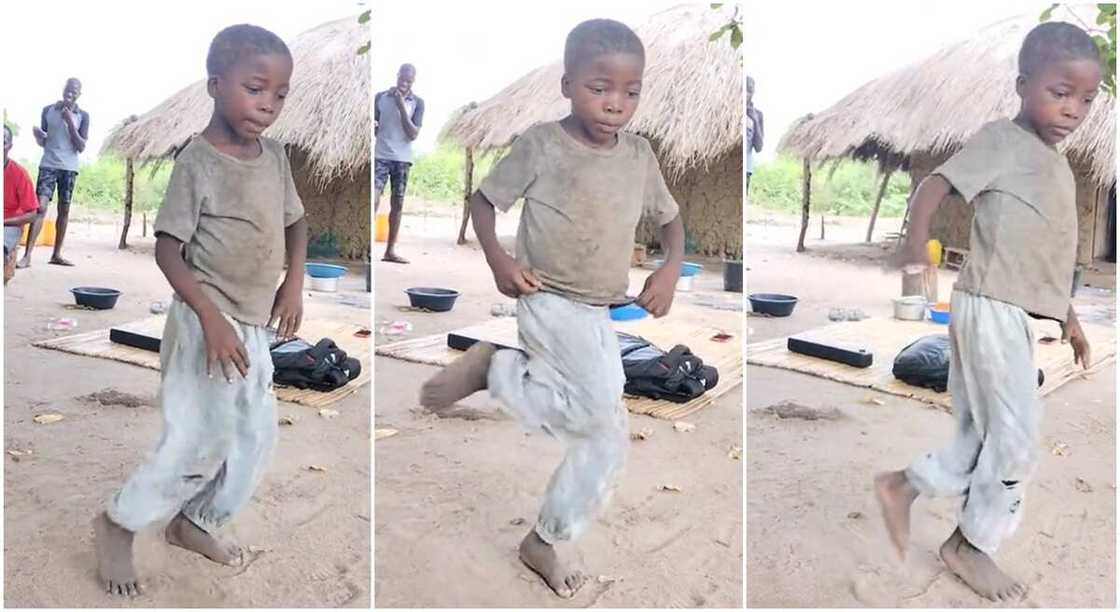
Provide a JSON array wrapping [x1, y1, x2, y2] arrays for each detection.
[[0, 0, 361, 164], [744, 0, 1057, 161], [371, 0, 687, 154]]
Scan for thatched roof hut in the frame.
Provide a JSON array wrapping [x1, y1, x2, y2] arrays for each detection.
[[780, 10, 1116, 263], [443, 4, 744, 257], [103, 16, 371, 258]]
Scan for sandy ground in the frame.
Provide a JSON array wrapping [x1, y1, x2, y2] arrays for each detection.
[[3, 218, 371, 608], [744, 211, 1116, 608], [373, 204, 744, 608]]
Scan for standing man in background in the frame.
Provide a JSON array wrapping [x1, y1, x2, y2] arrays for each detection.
[[374, 63, 424, 264], [745, 75, 763, 201]]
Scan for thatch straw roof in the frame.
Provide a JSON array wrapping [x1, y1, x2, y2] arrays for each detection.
[[779, 10, 1115, 187], [103, 16, 370, 184], [441, 4, 743, 179]]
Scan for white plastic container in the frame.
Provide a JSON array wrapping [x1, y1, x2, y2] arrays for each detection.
[[310, 276, 339, 292], [676, 275, 694, 292], [893, 295, 927, 320]]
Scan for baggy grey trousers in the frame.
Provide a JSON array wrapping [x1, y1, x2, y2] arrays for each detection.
[[906, 291, 1042, 554], [488, 291, 630, 544], [108, 298, 277, 533]]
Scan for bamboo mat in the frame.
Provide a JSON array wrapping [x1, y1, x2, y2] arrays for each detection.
[[32, 315, 371, 408], [376, 310, 743, 420], [746, 317, 1116, 411]]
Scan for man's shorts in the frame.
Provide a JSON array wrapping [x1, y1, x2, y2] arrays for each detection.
[[374, 158, 412, 199], [3, 227, 21, 255], [35, 167, 78, 207]]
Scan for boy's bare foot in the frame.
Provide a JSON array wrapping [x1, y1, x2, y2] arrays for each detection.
[[874, 470, 919, 560], [165, 513, 243, 566], [48, 256, 75, 266], [382, 252, 409, 264], [940, 527, 1026, 601], [519, 529, 585, 599], [420, 341, 496, 410], [94, 511, 141, 597]]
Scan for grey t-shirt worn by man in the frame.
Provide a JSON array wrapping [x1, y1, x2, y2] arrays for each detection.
[[374, 88, 424, 163], [479, 121, 680, 306], [154, 136, 306, 326], [40, 104, 90, 172], [936, 118, 1078, 323]]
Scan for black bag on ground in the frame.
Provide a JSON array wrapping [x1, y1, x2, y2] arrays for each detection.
[[271, 337, 361, 392], [892, 334, 950, 392], [618, 332, 718, 403]]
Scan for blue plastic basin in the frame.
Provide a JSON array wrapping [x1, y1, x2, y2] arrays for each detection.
[[305, 263, 348, 279]]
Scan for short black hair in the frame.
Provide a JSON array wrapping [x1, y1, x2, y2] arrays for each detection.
[[65, 77, 82, 90], [399, 63, 416, 75], [563, 19, 645, 75], [1019, 21, 1100, 76], [206, 24, 291, 77]]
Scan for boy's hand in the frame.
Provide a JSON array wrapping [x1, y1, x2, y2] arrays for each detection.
[[200, 310, 250, 382], [1062, 318, 1092, 370], [491, 253, 541, 298], [32, 126, 46, 140], [637, 266, 678, 318], [270, 281, 304, 340], [891, 239, 930, 273]]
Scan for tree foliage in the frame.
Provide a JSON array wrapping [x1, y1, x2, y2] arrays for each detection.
[[709, 3, 743, 50]]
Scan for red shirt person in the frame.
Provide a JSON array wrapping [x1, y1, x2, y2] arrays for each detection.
[[4, 125, 40, 281]]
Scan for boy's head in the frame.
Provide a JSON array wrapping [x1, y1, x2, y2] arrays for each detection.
[[62, 78, 82, 108], [1016, 22, 1102, 145], [397, 64, 416, 96], [3, 125, 12, 163], [205, 24, 293, 140], [560, 19, 645, 145]]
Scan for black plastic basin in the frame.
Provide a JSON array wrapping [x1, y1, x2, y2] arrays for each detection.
[[71, 287, 122, 310], [405, 287, 460, 312], [749, 293, 798, 317]]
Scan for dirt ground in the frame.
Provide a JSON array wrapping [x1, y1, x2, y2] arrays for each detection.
[[372, 204, 744, 608], [745, 212, 1116, 608], [3, 218, 371, 608]]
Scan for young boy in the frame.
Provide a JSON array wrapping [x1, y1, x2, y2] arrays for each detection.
[[21, 77, 89, 268], [745, 76, 763, 199], [875, 22, 1099, 602], [94, 24, 307, 597], [420, 19, 685, 599], [4, 125, 41, 283], [373, 63, 424, 264]]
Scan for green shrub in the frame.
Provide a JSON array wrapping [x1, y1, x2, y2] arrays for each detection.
[[19, 155, 172, 212], [750, 155, 911, 217], [408, 144, 496, 204]]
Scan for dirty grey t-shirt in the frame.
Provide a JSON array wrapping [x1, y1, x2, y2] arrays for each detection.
[[935, 119, 1077, 322], [154, 136, 305, 326], [40, 104, 90, 172], [479, 121, 680, 305]]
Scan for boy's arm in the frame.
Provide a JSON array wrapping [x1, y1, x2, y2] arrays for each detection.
[[61, 109, 87, 152], [750, 109, 764, 152], [394, 93, 420, 141], [470, 191, 540, 297], [898, 174, 952, 268], [155, 234, 250, 380], [270, 217, 308, 339], [636, 215, 684, 317], [4, 212, 38, 226], [1062, 304, 1092, 369], [32, 107, 47, 147]]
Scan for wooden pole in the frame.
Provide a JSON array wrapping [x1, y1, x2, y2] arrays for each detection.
[[118, 157, 135, 249], [457, 146, 475, 245], [796, 158, 812, 252], [865, 168, 894, 243]]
